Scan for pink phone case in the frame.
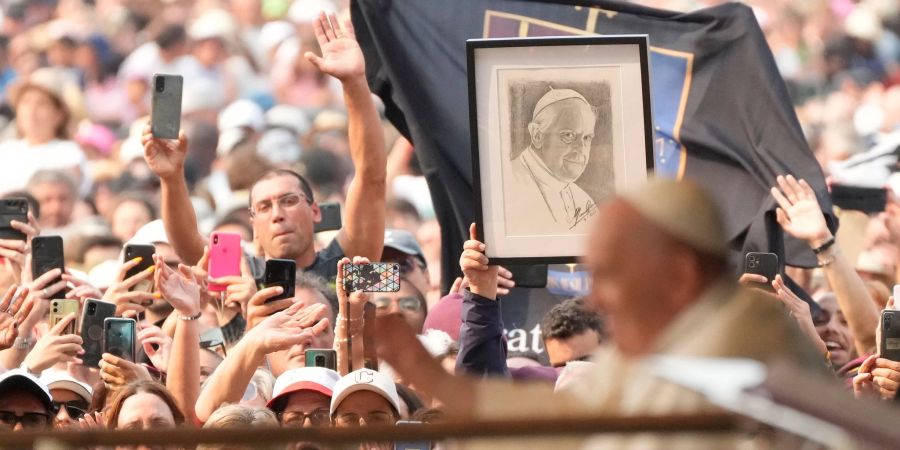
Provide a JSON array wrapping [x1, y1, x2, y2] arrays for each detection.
[[207, 232, 241, 292]]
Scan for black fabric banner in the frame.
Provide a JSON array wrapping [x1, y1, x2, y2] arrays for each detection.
[[353, 0, 836, 295]]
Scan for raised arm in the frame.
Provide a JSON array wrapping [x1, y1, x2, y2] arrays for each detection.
[[194, 300, 328, 422], [772, 175, 878, 353], [305, 12, 386, 261], [334, 257, 366, 375], [142, 126, 205, 265], [154, 254, 201, 425]]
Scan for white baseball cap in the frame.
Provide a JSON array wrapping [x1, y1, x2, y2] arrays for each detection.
[[0, 369, 54, 411], [268, 367, 340, 410], [39, 370, 93, 403], [330, 369, 400, 416]]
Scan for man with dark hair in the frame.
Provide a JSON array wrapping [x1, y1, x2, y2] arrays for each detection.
[[541, 298, 603, 368], [143, 13, 385, 282]]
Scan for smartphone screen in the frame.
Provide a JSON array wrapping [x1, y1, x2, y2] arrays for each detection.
[[0, 198, 28, 240], [343, 263, 401, 293], [208, 232, 242, 292], [150, 74, 183, 139], [104, 318, 136, 362], [263, 259, 296, 303]]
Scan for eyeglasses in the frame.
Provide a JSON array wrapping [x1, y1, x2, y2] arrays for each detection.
[[53, 400, 88, 419], [249, 192, 310, 218], [372, 296, 422, 312], [334, 411, 395, 427], [0, 411, 52, 429], [279, 408, 330, 427]]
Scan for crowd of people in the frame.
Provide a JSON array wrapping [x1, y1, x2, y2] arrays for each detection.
[[0, 0, 898, 448]]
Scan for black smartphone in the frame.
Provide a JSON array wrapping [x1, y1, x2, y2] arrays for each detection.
[[507, 264, 548, 289], [831, 184, 887, 213], [304, 349, 337, 370], [882, 310, 900, 362], [80, 299, 117, 368], [31, 235, 65, 290], [744, 252, 778, 291], [0, 197, 28, 240], [104, 317, 136, 362], [150, 73, 183, 139], [313, 202, 342, 233], [123, 244, 156, 292], [263, 259, 296, 303], [395, 420, 429, 450], [342, 263, 400, 293]]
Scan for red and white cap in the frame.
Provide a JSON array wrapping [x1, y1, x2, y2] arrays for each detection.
[[267, 367, 340, 410]]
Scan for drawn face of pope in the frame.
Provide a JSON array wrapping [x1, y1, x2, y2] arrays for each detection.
[[527, 95, 596, 184]]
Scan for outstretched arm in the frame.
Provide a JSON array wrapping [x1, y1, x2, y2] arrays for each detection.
[[772, 175, 878, 354], [305, 12, 386, 261], [142, 126, 206, 264]]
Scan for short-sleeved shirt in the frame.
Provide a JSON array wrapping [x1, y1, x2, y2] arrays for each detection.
[[248, 238, 345, 285]]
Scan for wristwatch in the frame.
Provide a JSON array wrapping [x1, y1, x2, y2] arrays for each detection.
[[13, 336, 32, 350]]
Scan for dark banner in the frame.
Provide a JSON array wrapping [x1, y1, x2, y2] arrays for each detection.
[[352, 0, 835, 356]]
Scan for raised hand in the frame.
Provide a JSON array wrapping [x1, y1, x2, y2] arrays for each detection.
[[23, 313, 83, 373], [78, 411, 106, 430], [0, 285, 30, 350], [248, 301, 330, 354], [304, 12, 365, 81], [246, 286, 291, 329], [460, 223, 499, 300], [154, 255, 201, 317], [771, 275, 827, 356], [141, 123, 188, 181], [138, 325, 173, 372], [99, 352, 151, 388], [207, 255, 256, 317], [63, 272, 103, 303], [102, 257, 156, 316], [771, 175, 831, 248]]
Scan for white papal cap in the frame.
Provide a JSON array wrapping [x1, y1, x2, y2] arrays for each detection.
[[532, 88, 591, 120]]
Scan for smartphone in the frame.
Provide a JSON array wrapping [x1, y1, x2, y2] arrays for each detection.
[[882, 310, 900, 361], [395, 420, 429, 450], [342, 263, 401, 293], [208, 232, 242, 293], [123, 244, 156, 292], [49, 299, 79, 335], [263, 259, 296, 303], [31, 236, 65, 292], [0, 197, 28, 240], [507, 264, 548, 289], [104, 317, 136, 362], [744, 252, 778, 291], [150, 74, 183, 139], [831, 184, 887, 213], [304, 349, 337, 371], [313, 202, 342, 233], [80, 299, 118, 368]]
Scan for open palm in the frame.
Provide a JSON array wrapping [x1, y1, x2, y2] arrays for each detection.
[[771, 175, 829, 244], [155, 256, 200, 315], [305, 12, 365, 81]]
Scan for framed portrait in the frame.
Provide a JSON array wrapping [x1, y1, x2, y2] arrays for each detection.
[[468, 35, 654, 264]]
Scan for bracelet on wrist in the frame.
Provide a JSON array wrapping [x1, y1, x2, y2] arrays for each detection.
[[178, 311, 202, 321], [812, 236, 836, 255], [817, 254, 836, 268], [335, 314, 364, 324]]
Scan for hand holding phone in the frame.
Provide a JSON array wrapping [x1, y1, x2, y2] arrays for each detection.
[[81, 299, 117, 368], [123, 244, 156, 292], [744, 252, 778, 292], [0, 198, 28, 240], [263, 259, 296, 303], [31, 236, 65, 293], [50, 299, 79, 335]]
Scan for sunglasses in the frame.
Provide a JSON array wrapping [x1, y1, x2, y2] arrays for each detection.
[[53, 400, 89, 419], [372, 296, 422, 312], [0, 411, 52, 429]]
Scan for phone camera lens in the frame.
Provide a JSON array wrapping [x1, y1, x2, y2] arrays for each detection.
[[155, 77, 165, 93], [315, 355, 325, 365], [213, 236, 219, 244]]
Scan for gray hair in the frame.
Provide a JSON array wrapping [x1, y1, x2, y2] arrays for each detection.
[[27, 169, 77, 193]]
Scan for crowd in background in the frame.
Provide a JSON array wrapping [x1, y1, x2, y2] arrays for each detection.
[[0, 0, 898, 448]]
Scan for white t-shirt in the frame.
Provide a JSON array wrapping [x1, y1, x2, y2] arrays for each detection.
[[0, 139, 87, 194]]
